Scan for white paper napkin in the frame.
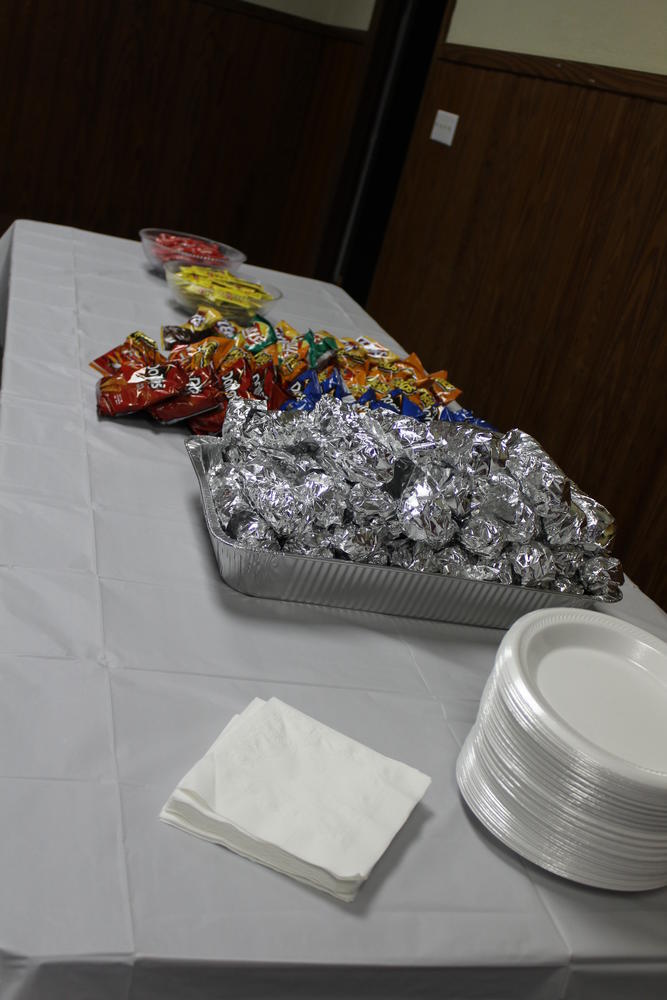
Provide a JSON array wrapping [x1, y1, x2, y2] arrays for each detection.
[[160, 697, 431, 901]]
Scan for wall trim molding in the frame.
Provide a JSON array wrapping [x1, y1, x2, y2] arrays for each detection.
[[438, 42, 667, 104], [195, 0, 371, 43]]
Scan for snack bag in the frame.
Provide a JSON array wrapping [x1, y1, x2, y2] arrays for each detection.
[[161, 306, 225, 351], [173, 267, 271, 311], [337, 357, 369, 399], [152, 233, 227, 265], [434, 405, 495, 430], [251, 341, 280, 368], [248, 362, 290, 410], [357, 388, 400, 414], [188, 401, 228, 435], [186, 355, 254, 433], [401, 352, 428, 380], [388, 388, 424, 420], [366, 366, 398, 395], [275, 336, 311, 386], [417, 370, 462, 406], [352, 335, 401, 364], [215, 356, 253, 401], [91, 331, 163, 376], [149, 341, 224, 424], [405, 386, 436, 411], [212, 316, 242, 339], [169, 335, 237, 370], [281, 369, 322, 411], [366, 353, 426, 390], [96, 361, 188, 417], [304, 330, 338, 370], [318, 365, 353, 401], [332, 336, 368, 365], [274, 320, 302, 342], [235, 318, 277, 355]]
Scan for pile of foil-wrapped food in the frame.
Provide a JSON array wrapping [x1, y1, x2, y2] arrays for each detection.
[[203, 396, 623, 602]]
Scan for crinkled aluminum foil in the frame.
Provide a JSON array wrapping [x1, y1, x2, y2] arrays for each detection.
[[503, 429, 569, 515], [570, 485, 617, 554], [438, 424, 504, 479], [579, 555, 623, 602], [467, 555, 515, 585], [398, 469, 457, 546], [330, 525, 387, 563], [541, 506, 586, 548], [439, 470, 472, 520], [282, 532, 334, 558], [551, 576, 585, 595], [471, 471, 538, 544], [552, 544, 585, 578], [436, 545, 470, 576], [227, 509, 280, 551], [210, 464, 248, 528], [349, 482, 397, 523], [459, 514, 506, 558], [509, 542, 557, 584], [202, 396, 622, 600]]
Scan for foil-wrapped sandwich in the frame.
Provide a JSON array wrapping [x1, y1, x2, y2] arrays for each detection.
[[202, 397, 622, 601]]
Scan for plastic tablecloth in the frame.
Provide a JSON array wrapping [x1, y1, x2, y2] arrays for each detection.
[[1, 220, 666, 1000]]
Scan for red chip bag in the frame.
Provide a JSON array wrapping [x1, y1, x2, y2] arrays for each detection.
[[91, 332, 164, 376], [247, 362, 289, 409], [150, 341, 230, 424], [149, 368, 225, 424], [188, 401, 229, 435], [150, 368, 224, 424], [187, 357, 254, 434], [215, 356, 253, 401], [96, 361, 188, 417]]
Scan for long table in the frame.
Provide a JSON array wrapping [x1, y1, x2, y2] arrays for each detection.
[[1, 220, 666, 1000]]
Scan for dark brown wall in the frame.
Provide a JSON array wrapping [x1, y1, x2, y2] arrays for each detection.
[[368, 45, 667, 608], [0, 0, 376, 276]]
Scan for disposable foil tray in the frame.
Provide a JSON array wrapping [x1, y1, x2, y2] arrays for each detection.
[[186, 438, 607, 629]]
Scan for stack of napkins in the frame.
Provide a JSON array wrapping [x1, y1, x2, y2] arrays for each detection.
[[160, 697, 431, 901]]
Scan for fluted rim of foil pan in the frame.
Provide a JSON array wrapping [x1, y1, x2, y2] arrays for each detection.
[[185, 436, 616, 626]]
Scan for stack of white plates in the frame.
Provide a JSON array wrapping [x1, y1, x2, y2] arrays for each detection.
[[456, 609, 667, 890]]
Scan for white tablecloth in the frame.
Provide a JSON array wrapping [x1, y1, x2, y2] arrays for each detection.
[[1, 220, 666, 1000]]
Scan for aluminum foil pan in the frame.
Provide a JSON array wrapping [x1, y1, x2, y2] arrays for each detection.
[[186, 437, 608, 629]]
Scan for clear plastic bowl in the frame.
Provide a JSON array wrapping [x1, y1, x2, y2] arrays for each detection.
[[164, 260, 282, 325], [139, 228, 246, 273]]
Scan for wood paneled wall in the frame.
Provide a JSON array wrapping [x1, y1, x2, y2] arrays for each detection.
[[0, 0, 377, 276], [368, 45, 667, 607]]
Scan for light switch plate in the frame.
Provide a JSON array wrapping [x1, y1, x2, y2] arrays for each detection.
[[430, 109, 459, 146]]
